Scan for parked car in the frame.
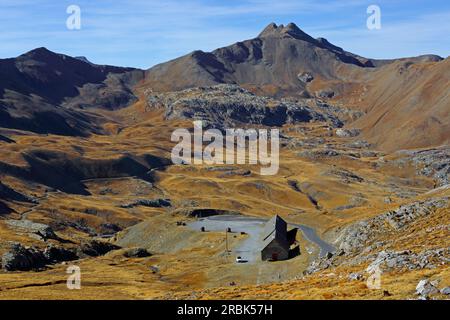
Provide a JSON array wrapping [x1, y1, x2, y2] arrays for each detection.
[[235, 256, 248, 263]]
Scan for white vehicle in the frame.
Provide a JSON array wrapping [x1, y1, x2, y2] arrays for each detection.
[[235, 256, 247, 263]]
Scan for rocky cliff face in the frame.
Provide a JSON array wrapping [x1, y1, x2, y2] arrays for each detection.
[[146, 84, 345, 128]]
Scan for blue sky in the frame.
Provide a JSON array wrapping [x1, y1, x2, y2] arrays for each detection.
[[1, 0, 449, 68]]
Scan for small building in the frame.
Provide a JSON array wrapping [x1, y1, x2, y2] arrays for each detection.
[[260, 215, 289, 261]]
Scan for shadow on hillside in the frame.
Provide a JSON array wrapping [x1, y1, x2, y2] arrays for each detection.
[[0, 150, 171, 195]]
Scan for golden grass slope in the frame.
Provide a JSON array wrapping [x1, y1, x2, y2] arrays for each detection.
[[345, 58, 450, 152]]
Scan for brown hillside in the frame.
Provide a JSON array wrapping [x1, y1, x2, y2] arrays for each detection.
[[349, 58, 450, 151]]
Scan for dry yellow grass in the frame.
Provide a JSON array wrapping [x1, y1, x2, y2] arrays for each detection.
[[0, 105, 448, 300]]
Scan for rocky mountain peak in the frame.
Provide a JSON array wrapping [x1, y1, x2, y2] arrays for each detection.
[[258, 22, 278, 36], [258, 22, 316, 42]]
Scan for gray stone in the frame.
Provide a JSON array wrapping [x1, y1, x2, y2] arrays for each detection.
[[335, 128, 361, 138], [297, 72, 314, 83], [348, 272, 364, 281], [416, 279, 439, 296], [6, 219, 58, 241], [146, 84, 344, 129], [393, 147, 450, 187], [337, 198, 448, 253], [440, 287, 450, 295]]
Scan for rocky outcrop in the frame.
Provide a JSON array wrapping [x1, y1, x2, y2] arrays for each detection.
[[397, 147, 450, 187], [297, 72, 314, 83], [1, 244, 47, 271], [1, 240, 120, 271], [306, 247, 449, 275], [123, 247, 152, 258], [336, 198, 448, 253], [367, 249, 449, 272], [1, 243, 77, 271], [306, 197, 449, 275], [6, 220, 59, 241], [120, 198, 171, 209], [78, 240, 121, 258], [327, 168, 364, 183], [43, 245, 78, 263], [416, 279, 439, 298], [146, 84, 344, 129], [335, 128, 361, 138]]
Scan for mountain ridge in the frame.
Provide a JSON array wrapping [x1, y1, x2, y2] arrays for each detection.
[[0, 22, 447, 151], [0, 47, 144, 136]]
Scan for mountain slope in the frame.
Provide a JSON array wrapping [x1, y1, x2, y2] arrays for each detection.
[[143, 23, 441, 96], [0, 48, 144, 136], [143, 22, 447, 151], [350, 57, 450, 151], [143, 23, 371, 94]]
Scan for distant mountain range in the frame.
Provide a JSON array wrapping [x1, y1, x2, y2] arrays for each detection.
[[0, 22, 448, 150]]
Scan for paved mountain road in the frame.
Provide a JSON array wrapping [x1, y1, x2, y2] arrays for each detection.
[[188, 215, 335, 263]]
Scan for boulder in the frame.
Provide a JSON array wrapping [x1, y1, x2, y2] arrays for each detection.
[[335, 128, 361, 138], [1, 243, 81, 271], [297, 72, 314, 83], [348, 272, 364, 281], [440, 287, 450, 295], [1, 243, 47, 271], [123, 248, 152, 258], [416, 279, 439, 297]]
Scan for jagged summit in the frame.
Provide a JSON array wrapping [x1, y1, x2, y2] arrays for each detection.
[[145, 21, 376, 93], [258, 22, 316, 42], [258, 22, 278, 36]]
